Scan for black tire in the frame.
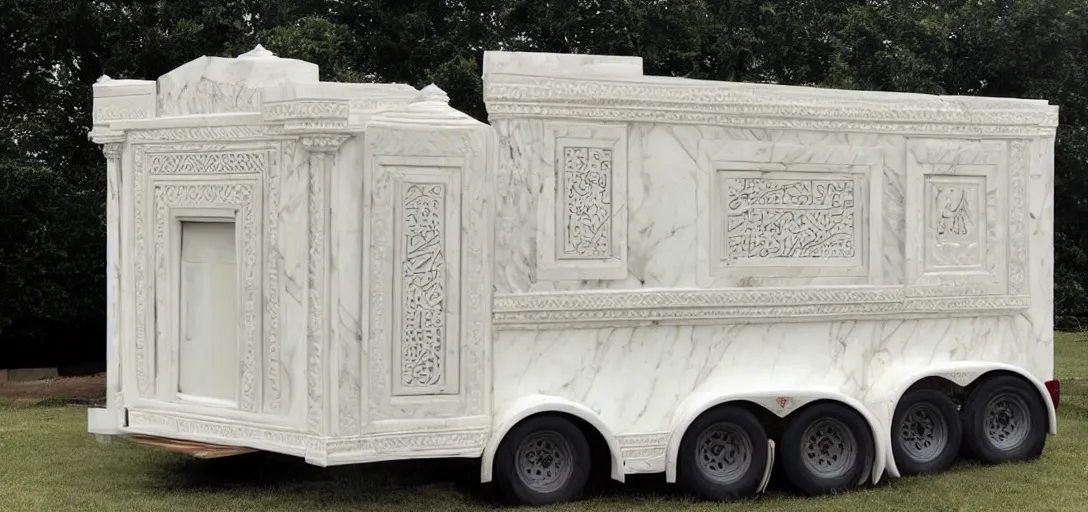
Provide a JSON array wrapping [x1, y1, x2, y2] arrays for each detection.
[[492, 415, 592, 506], [677, 405, 769, 501], [779, 402, 874, 496], [891, 389, 963, 476], [961, 375, 1048, 464]]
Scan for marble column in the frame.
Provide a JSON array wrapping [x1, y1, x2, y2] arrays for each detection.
[[300, 134, 349, 436], [102, 140, 125, 424]]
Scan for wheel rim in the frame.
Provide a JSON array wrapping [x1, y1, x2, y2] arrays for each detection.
[[694, 422, 753, 484], [897, 402, 949, 462], [515, 430, 575, 493], [801, 418, 858, 479], [984, 392, 1032, 451]]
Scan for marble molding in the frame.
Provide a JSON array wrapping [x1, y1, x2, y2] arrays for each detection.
[[88, 47, 1057, 489]]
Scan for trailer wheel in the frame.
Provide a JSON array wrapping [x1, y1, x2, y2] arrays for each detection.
[[890, 389, 962, 475], [961, 375, 1047, 464], [779, 402, 874, 496], [677, 405, 768, 500], [492, 415, 592, 506]]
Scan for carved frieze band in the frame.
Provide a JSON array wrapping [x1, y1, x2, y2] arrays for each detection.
[[538, 123, 628, 280], [128, 126, 286, 142], [491, 287, 1030, 327], [148, 151, 268, 174], [484, 77, 1058, 135]]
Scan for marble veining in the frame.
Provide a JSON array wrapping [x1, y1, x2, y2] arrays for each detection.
[[87, 48, 1055, 491]]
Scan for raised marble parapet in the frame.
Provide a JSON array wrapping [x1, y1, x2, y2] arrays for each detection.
[[92, 76, 156, 126], [483, 73, 1060, 136], [483, 50, 644, 78], [262, 81, 418, 130], [158, 45, 320, 117]]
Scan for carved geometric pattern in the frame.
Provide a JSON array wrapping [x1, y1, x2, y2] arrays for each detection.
[[491, 288, 1030, 327], [399, 183, 448, 388], [722, 177, 856, 262], [152, 182, 259, 411], [560, 147, 613, 259], [149, 152, 267, 174]]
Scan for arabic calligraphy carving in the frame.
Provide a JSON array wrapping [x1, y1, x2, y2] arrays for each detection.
[[723, 177, 856, 262], [401, 183, 447, 388]]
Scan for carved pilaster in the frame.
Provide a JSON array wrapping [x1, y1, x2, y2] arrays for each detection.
[[299, 134, 350, 435], [97, 137, 125, 424]]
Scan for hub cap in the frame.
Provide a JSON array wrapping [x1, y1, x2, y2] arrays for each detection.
[[515, 431, 574, 493], [801, 418, 857, 479], [984, 392, 1031, 451], [898, 402, 949, 462], [695, 422, 753, 483]]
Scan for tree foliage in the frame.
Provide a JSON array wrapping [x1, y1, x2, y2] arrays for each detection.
[[3, 0, 1088, 366]]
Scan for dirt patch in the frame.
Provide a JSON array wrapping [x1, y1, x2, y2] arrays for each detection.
[[0, 373, 106, 405]]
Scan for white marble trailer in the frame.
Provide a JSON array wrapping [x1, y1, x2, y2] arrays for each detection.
[[88, 46, 1059, 507]]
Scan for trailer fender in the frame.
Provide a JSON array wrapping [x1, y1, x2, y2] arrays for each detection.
[[480, 394, 625, 484], [864, 361, 1058, 479], [664, 389, 887, 485]]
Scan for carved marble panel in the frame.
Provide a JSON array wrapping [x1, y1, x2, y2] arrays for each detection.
[[697, 140, 883, 286], [152, 181, 261, 411], [365, 125, 492, 423], [538, 123, 628, 280], [132, 144, 284, 418], [905, 138, 1018, 297], [392, 178, 461, 396]]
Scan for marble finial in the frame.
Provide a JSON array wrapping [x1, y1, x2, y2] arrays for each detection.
[[96, 75, 112, 83], [418, 84, 450, 104], [238, 44, 276, 59]]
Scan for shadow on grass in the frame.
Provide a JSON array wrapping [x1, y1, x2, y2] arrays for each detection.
[[145, 452, 500, 507], [138, 448, 889, 508]]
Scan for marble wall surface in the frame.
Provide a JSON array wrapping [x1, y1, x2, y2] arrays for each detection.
[[481, 50, 1058, 465]]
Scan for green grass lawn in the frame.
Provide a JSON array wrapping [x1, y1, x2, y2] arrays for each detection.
[[4, 336, 1088, 511]]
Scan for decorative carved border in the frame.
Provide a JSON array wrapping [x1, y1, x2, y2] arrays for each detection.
[[125, 409, 489, 463], [153, 181, 260, 410], [537, 123, 628, 281], [483, 75, 1059, 136], [147, 151, 268, 174], [128, 126, 285, 142], [491, 287, 1030, 327], [133, 144, 280, 413], [300, 135, 350, 435], [696, 140, 883, 286], [1008, 140, 1029, 295], [905, 139, 1011, 297], [365, 128, 492, 422]]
